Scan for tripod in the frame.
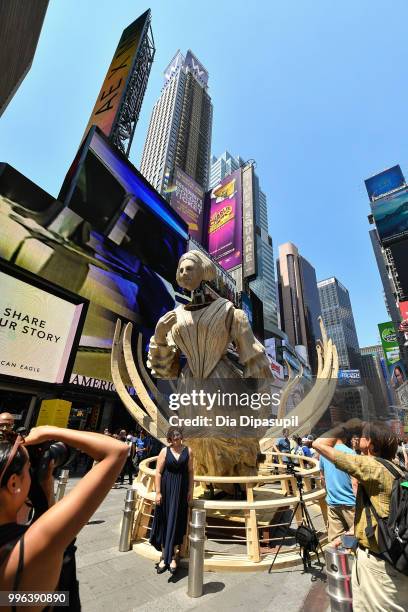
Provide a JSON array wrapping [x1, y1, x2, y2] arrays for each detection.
[[268, 464, 324, 573]]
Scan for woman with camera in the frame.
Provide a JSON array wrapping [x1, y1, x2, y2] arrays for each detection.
[[0, 425, 128, 611]]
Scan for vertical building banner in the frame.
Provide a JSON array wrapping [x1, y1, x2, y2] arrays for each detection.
[[207, 169, 242, 270], [170, 167, 204, 243], [242, 164, 256, 278], [82, 11, 149, 141], [378, 321, 407, 389]]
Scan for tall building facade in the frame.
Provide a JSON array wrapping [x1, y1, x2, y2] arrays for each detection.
[[209, 151, 244, 189], [369, 229, 401, 325], [277, 242, 322, 372], [140, 50, 212, 195], [209, 152, 278, 331], [318, 277, 360, 370], [360, 345, 390, 418], [0, 0, 49, 117]]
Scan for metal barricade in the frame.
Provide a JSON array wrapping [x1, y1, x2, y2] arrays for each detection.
[[325, 547, 354, 611], [55, 469, 70, 502], [187, 508, 206, 598], [119, 489, 137, 552]]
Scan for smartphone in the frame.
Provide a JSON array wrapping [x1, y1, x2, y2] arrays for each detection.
[[341, 534, 358, 551]]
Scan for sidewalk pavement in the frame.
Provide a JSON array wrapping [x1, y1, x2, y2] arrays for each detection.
[[66, 478, 329, 612]]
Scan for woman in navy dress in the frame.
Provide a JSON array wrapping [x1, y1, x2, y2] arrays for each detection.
[[149, 427, 194, 574]]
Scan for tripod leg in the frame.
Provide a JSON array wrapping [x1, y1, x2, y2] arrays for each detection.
[[268, 502, 299, 574]]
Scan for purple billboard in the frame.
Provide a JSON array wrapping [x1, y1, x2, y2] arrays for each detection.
[[170, 167, 204, 243], [207, 169, 242, 270]]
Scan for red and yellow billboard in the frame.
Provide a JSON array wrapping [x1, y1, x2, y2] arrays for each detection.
[[82, 11, 149, 140]]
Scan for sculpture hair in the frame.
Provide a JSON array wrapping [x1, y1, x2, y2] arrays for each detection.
[[176, 250, 216, 284]]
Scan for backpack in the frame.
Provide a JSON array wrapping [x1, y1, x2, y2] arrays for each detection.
[[362, 457, 408, 575], [295, 524, 320, 570]]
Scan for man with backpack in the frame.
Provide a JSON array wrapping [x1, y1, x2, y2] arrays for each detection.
[[313, 419, 408, 612]]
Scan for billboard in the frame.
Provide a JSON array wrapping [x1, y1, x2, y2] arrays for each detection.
[[0, 262, 86, 384], [207, 169, 242, 270], [242, 164, 256, 278], [82, 11, 149, 141], [241, 292, 253, 328], [365, 165, 405, 201], [58, 127, 188, 283], [378, 321, 400, 367], [338, 369, 362, 386], [378, 320, 407, 389], [399, 301, 408, 321], [372, 187, 408, 245], [170, 167, 204, 242]]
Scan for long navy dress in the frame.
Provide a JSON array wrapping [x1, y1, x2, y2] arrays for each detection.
[[149, 446, 190, 565]]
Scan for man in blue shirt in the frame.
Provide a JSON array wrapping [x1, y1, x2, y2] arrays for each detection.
[[273, 428, 291, 464], [320, 433, 356, 542]]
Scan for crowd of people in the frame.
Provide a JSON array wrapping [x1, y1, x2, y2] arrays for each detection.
[[2, 405, 408, 609], [272, 421, 408, 611], [102, 428, 163, 486]]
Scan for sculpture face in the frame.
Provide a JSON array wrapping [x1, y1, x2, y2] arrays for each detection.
[[177, 257, 202, 291]]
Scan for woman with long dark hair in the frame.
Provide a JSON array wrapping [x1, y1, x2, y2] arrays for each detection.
[[149, 427, 193, 575], [0, 425, 127, 611]]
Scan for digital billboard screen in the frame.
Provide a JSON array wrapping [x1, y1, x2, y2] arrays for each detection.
[[170, 167, 205, 243], [365, 165, 405, 201], [58, 127, 188, 284], [372, 187, 408, 245], [207, 169, 242, 270], [0, 261, 87, 384]]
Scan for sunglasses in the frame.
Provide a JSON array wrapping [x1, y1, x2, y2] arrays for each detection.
[[0, 431, 25, 487]]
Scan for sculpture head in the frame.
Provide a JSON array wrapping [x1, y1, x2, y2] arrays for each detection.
[[176, 250, 216, 292]]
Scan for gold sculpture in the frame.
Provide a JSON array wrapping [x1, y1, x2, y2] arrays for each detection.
[[111, 250, 339, 480]]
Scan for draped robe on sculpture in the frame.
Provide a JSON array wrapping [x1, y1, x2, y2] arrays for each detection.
[[147, 298, 274, 482]]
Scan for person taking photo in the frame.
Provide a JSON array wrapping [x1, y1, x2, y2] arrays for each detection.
[[0, 425, 127, 611], [313, 419, 408, 612]]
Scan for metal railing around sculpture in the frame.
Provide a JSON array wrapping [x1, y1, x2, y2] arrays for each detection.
[[129, 451, 328, 571]]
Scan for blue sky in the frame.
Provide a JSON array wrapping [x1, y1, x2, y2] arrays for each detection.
[[1, 0, 408, 347]]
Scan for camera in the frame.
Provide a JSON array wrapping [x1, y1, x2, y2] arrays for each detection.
[[27, 441, 76, 481]]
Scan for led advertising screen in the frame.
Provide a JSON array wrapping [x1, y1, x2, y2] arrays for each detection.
[[207, 169, 242, 270], [365, 165, 405, 201], [82, 11, 149, 141], [338, 369, 362, 386], [372, 187, 408, 245], [59, 127, 188, 284], [0, 262, 87, 384], [170, 167, 205, 243]]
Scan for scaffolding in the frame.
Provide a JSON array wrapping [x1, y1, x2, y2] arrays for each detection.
[[110, 16, 155, 157]]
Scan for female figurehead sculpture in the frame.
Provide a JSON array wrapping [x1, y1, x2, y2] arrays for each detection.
[[147, 250, 274, 481]]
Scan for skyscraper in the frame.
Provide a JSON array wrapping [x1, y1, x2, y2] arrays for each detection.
[[318, 277, 360, 370], [209, 152, 244, 189], [0, 0, 49, 117], [369, 229, 401, 326], [277, 242, 322, 372], [140, 50, 213, 195], [209, 152, 278, 331], [360, 344, 390, 417]]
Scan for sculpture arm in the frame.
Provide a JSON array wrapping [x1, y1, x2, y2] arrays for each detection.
[[231, 308, 273, 378], [147, 335, 180, 379]]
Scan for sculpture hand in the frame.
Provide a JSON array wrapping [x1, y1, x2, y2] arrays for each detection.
[[155, 311, 177, 343]]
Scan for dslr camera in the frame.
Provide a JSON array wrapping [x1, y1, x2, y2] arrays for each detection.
[[17, 427, 76, 482]]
